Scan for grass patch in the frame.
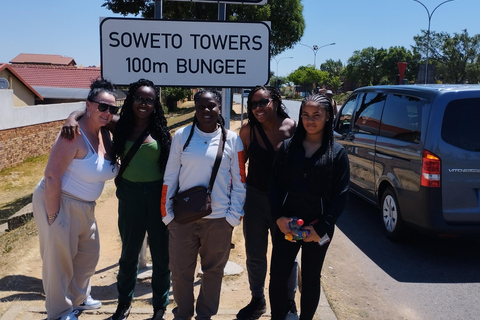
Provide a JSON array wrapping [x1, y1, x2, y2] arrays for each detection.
[[0, 155, 47, 225]]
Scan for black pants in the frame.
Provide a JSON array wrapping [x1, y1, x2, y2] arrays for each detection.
[[269, 227, 331, 320]]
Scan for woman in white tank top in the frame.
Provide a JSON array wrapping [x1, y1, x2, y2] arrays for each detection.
[[32, 79, 119, 320]]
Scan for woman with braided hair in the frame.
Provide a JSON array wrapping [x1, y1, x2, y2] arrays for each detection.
[[268, 94, 349, 320], [237, 85, 298, 320], [61, 78, 172, 320], [161, 89, 246, 320]]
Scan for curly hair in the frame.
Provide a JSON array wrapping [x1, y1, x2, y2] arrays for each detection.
[[87, 78, 117, 102], [245, 85, 290, 128], [111, 78, 171, 173], [183, 89, 226, 150]]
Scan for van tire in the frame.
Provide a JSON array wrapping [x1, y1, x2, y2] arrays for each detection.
[[381, 187, 404, 240]]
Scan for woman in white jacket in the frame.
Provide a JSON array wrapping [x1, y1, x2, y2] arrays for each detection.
[[161, 89, 246, 320]]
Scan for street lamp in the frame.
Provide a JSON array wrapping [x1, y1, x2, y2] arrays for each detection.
[[299, 42, 335, 69], [272, 56, 293, 89], [412, 0, 455, 84]]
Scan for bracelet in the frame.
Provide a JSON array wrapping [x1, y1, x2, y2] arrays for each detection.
[[47, 212, 59, 220]]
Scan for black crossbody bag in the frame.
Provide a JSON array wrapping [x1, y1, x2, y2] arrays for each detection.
[[172, 124, 226, 224]]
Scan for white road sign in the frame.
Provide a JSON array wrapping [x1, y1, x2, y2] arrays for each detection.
[[100, 18, 271, 87], [167, 0, 267, 3]]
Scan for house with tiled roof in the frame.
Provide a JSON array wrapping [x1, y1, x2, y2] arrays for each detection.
[[10, 53, 76, 66], [8, 53, 101, 104], [0, 63, 43, 107], [11, 64, 102, 103]]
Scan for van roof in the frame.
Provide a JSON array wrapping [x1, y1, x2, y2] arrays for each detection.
[[354, 84, 480, 94]]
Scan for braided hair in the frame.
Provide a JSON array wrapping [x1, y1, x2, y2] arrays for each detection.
[[245, 85, 290, 129], [184, 89, 226, 150], [111, 78, 171, 173]]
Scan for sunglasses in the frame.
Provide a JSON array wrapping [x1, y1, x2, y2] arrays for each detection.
[[250, 98, 273, 110], [250, 98, 272, 110], [90, 100, 120, 115], [133, 96, 155, 106]]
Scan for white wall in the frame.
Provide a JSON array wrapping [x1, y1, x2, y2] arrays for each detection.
[[0, 90, 85, 130]]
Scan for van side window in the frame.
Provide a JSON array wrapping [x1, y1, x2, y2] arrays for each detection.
[[335, 94, 358, 134], [442, 98, 480, 151], [353, 92, 386, 135], [380, 94, 423, 143]]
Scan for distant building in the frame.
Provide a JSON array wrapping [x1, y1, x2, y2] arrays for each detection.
[[10, 53, 77, 67], [7, 53, 101, 104], [0, 63, 43, 107]]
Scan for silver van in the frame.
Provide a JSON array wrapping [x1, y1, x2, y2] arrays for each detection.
[[334, 85, 480, 239]]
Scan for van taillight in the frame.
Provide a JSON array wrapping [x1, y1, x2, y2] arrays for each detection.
[[421, 150, 441, 188]]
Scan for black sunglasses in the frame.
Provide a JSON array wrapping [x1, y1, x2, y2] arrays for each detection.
[[133, 96, 155, 106], [90, 100, 120, 115], [250, 98, 272, 110]]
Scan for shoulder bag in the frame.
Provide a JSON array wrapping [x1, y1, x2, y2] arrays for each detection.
[[172, 125, 226, 224]]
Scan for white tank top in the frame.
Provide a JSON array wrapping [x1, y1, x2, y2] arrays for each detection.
[[61, 128, 118, 201]]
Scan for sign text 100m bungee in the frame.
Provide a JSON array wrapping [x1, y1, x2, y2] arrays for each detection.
[[100, 18, 271, 87]]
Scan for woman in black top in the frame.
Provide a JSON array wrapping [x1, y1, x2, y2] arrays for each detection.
[[269, 94, 350, 320], [237, 86, 298, 320]]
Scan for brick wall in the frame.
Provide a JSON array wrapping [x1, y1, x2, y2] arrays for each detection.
[[0, 121, 62, 171]]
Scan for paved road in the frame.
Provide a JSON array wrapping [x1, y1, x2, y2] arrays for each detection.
[[329, 193, 480, 320]]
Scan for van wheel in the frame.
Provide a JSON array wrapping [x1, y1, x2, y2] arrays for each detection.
[[381, 187, 404, 240]]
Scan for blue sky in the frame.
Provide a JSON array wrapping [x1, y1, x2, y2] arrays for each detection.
[[2, 0, 479, 79]]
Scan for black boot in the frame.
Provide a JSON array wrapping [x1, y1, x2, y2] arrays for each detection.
[[152, 307, 166, 320], [109, 302, 131, 320], [236, 296, 267, 320]]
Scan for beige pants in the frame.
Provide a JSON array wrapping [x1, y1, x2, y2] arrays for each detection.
[[33, 180, 99, 320]]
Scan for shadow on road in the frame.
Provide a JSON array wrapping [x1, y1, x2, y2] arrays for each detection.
[[336, 192, 480, 284]]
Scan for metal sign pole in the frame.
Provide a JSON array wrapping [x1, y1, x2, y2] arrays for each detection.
[[218, 2, 231, 129]]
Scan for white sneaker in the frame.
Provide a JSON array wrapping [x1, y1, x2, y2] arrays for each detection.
[[59, 310, 79, 320], [74, 295, 102, 310]]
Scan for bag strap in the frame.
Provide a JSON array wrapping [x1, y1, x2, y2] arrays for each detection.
[[255, 124, 275, 152], [207, 128, 226, 193], [117, 127, 150, 181], [182, 123, 226, 193]]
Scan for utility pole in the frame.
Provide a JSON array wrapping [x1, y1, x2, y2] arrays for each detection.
[[412, 0, 455, 84], [272, 56, 293, 89]]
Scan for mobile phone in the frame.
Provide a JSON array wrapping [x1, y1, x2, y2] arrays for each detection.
[[318, 234, 330, 246]]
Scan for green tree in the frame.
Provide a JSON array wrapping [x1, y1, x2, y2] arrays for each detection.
[[343, 47, 387, 87], [327, 76, 342, 93], [162, 87, 192, 112], [413, 29, 480, 83], [101, 0, 305, 57], [288, 66, 329, 92], [320, 59, 343, 77], [380, 46, 420, 84], [342, 46, 420, 87]]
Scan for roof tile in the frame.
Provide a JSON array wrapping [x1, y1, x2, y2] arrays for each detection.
[[10, 64, 101, 89], [10, 53, 77, 66]]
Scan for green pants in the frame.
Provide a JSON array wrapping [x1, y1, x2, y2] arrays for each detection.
[[116, 178, 170, 309]]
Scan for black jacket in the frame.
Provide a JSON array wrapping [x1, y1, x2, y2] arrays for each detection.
[[269, 139, 350, 237]]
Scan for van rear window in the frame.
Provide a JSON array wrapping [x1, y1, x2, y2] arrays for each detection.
[[442, 98, 480, 151]]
